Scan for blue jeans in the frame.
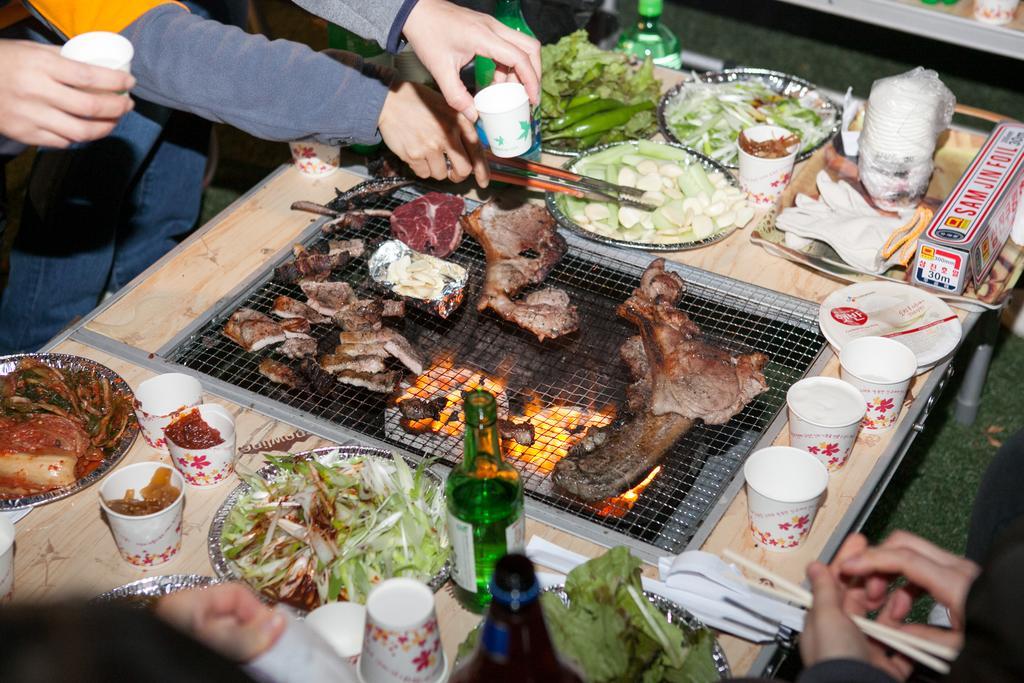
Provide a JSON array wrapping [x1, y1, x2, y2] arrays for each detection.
[[0, 1, 241, 353]]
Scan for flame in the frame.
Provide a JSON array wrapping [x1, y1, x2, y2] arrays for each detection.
[[596, 466, 663, 518], [505, 404, 615, 474], [397, 357, 507, 437]]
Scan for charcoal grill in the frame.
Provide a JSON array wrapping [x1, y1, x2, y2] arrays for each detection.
[[164, 180, 827, 560]]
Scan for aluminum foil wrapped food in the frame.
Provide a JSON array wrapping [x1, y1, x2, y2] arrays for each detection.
[[368, 240, 468, 319]]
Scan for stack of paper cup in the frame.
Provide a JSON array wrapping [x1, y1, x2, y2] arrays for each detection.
[[165, 404, 238, 487], [133, 373, 203, 450], [360, 578, 446, 683], [858, 68, 954, 210], [0, 516, 14, 603], [744, 446, 829, 552], [99, 462, 185, 567], [840, 336, 918, 431], [787, 377, 866, 471]]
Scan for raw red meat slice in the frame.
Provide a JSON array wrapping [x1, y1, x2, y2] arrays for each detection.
[[389, 193, 465, 257]]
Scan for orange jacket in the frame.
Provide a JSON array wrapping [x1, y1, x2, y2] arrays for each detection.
[[3, 0, 186, 39]]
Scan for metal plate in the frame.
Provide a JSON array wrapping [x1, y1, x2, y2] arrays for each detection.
[[545, 586, 730, 677], [91, 574, 219, 608], [208, 446, 450, 607], [658, 68, 842, 169], [0, 353, 140, 511], [545, 140, 743, 252]]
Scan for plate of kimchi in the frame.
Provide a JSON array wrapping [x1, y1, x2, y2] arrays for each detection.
[[0, 354, 139, 510]]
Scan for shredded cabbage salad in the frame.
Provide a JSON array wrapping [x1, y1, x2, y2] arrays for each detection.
[[664, 78, 835, 166], [221, 452, 448, 609]]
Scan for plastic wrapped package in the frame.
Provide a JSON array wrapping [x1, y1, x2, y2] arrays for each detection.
[[858, 67, 955, 210]]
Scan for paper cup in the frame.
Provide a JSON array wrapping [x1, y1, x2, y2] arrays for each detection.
[[289, 141, 341, 178], [474, 82, 532, 158], [165, 404, 237, 487], [974, 0, 1019, 24], [787, 377, 866, 471], [99, 462, 185, 567], [60, 32, 134, 73], [360, 578, 446, 683], [133, 373, 203, 450], [737, 124, 799, 207], [839, 336, 917, 431], [744, 446, 828, 552], [0, 515, 14, 603], [306, 601, 367, 666]]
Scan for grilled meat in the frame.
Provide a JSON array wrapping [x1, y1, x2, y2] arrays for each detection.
[[271, 295, 331, 324], [397, 396, 448, 421], [320, 354, 387, 375], [462, 202, 579, 341], [280, 318, 312, 338], [258, 358, 305, 389], [324, 343, 389, 359], [338, 329, 424, 375], [327, 239, 365, 259], [332, 298, 405, 333], [298, 358, 337, 395], [317, 329, 341, 357], [390, 193, 464, 257], [223, 308, 286, 352], [333, 369, 402, 393], [498, 418, 535, 446], [552, 259, 769, 502], [331, 178, 412, 211], [300, 280, 355, 316], [273, 245, 350, 284], [279, 337, 317, 359]]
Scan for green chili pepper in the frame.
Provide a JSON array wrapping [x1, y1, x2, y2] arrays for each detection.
[[547, 98, 624, 132], [545, 101, 656, 140], [566, 93, 600, 110]]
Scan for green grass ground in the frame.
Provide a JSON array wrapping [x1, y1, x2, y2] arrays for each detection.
[[4, 0, 1023, 566]]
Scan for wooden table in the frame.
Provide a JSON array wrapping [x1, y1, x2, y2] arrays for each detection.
[[8, 68, 989, 678]]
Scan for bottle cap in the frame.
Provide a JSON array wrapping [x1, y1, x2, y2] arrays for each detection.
[[489, 554, 540, 610], [463, 389, 498, 427], [638, 0, 663, 16]]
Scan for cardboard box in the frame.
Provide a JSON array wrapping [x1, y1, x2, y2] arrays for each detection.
[[913, 122, 1024, 294]]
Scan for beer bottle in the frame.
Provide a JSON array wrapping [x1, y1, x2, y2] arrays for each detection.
[[450, 553, 584, 682], [446, 390, 525, 612]]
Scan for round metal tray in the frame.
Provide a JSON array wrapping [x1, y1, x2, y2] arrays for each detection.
[[92, 574, 219, 608], [544, 140, 743, 252], [658, 67, 842, 169], [0, 353, 140, 511], [208, 446, 450, 609]]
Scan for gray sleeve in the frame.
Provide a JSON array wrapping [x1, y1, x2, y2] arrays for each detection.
[[290, 0, 419, 53], [120, 5, 393, 145]]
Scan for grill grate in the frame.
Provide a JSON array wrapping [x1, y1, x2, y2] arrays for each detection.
[[166, 182, 826, 553]]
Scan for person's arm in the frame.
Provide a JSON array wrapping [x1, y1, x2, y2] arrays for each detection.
[[120, 4, 390, 146], [291, 0, 415, 55]]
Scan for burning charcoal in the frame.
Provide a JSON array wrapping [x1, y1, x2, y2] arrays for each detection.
[[498, 418, 535, 447]]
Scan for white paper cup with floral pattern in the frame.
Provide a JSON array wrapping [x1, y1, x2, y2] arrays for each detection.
[[99, 462, 185, 568], [289, 140, 342, 178], [744, 446, 829, 552], [0, 515, 14, 603], [787, 377, 866, 471], [165, 404, 237, 488], [133, 373, 203, 450], [839, 336, 917, 431], [737, 124, 799, 207], [974, 0, 1019, 24], [360, 578, 446, 683]]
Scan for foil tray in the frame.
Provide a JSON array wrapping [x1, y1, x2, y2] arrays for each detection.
[[0, 353, 140, 511], [367, 239, 468, 319], [91, 574, 219, 607], [658, 67, 842, 169], [545, 140, 743, 252], [208, 445, 451, 609]]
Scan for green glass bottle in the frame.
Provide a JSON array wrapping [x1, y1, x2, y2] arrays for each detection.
[[474, 0, 541, 160], [616, 0, 682, 69], [446, 390, 526, 613], [327, 23, 392, 155]]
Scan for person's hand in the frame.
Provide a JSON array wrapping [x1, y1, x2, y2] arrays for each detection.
[[155, 582, 287, 663], [801, 561, 874, 667], [838, 531, 980, 631], [401, 0, 541, 122], [378, 80, 488, 186], [0, 40, 135, 148]]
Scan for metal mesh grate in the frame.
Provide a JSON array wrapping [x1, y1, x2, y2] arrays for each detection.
[[166, 182, 826, 553]]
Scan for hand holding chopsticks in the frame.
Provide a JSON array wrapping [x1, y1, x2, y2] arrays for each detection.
[[722, 549, 960, 674]]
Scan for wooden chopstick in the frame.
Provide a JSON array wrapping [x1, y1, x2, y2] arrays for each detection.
[[722, 550, 957, 673]]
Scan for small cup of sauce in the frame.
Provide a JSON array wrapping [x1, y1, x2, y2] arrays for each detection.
[[164, 404, 237, 488], [99, 462, 185, 567]]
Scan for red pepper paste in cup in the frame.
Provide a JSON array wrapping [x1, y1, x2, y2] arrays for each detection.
[[164, 408, 224, 449]]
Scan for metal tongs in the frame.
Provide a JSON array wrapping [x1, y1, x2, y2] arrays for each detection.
[[486, 152, 656, 211]]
